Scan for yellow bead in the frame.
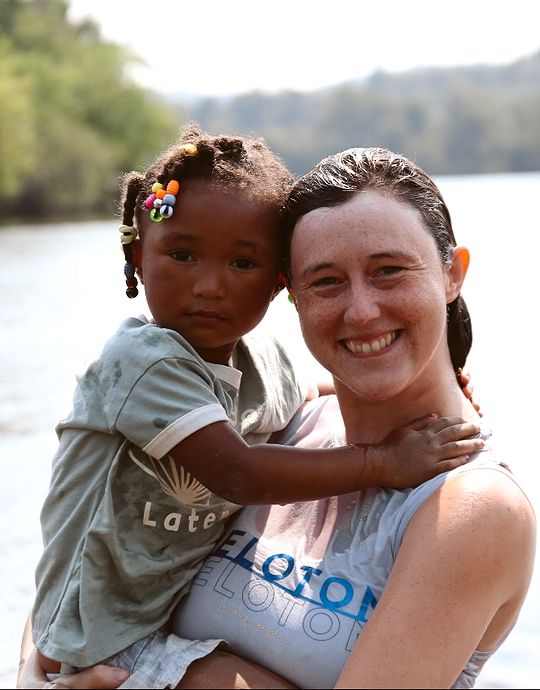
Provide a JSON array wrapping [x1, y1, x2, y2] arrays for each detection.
[[151, 182, 164, 193], [119, 225, 137, 244], [182, 144, 198, 156]]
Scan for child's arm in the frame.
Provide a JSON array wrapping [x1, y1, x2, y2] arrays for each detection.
[[168, 414, 484, 505]]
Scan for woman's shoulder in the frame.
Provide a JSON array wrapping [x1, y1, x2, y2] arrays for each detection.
[[406, 449, 536, 574]]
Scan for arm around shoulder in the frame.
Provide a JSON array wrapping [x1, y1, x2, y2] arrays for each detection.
[[334, 466, 536, 689]]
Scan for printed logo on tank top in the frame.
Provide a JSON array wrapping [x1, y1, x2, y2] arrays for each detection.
[[191, 528, 379, 650]]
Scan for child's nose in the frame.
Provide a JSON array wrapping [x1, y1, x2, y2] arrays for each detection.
[[192, 269, 226, 299]]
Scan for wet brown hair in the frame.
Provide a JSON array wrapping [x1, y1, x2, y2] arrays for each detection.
[[285, 146, 472, 372]]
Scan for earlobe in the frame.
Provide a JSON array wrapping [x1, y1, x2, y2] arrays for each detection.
[[446, 246, 470, 302], [271, 272, 288, 301]]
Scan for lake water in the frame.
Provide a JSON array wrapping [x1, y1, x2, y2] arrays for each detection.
[[1, 172, 539, 688]]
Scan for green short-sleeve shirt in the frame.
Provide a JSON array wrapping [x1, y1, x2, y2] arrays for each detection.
[[32, 316, 309, 667]]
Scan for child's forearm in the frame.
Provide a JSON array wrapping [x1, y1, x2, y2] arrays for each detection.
[[170, 421, 379, 505], [170, 417, 484, 504]]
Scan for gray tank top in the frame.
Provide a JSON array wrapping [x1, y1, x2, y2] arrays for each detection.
[[173, 396, 521, 688]]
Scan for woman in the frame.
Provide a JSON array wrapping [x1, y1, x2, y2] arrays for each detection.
[[19, 148, 535, 688]]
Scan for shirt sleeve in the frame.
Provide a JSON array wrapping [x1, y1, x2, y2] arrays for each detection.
[[114, 356, 230, 459]]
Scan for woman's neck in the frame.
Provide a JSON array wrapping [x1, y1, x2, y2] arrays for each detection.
[[335, 365, 480, 444]]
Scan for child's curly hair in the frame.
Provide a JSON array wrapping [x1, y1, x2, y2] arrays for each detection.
[[119, 123, 293, 298]]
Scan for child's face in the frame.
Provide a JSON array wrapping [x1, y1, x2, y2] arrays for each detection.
[[135, 182, 283, 364]]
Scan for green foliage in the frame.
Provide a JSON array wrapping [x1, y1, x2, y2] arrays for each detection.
[[185, 52, 540, 177], [0, 0, 178, 219]]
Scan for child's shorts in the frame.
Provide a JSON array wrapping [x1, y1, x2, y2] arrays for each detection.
[[48, 628, 225, 689]]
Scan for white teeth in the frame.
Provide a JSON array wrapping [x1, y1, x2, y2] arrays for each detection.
[[345, 331, 397, 355]]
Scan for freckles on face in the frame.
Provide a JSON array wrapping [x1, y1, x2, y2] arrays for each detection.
[[289, 191, 451, 397]]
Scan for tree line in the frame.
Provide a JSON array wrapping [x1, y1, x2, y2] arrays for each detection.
[[1, 0, 539, 222], [184, 53, 540, 177]]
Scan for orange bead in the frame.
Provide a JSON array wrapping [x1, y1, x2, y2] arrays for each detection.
[[156, 189, 166, 199], [167, 180, 180, 195]]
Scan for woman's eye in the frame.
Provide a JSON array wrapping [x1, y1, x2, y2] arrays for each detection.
[[376, 265, 403, 277], [312, 276, 340, 287], [170, 251, 194, 262], [231, 257, 257, 270]]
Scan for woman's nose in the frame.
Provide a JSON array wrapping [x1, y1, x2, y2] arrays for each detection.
[[343, 282, 381, 325]]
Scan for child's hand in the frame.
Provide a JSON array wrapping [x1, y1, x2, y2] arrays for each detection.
[[375, 415, 485, 489]]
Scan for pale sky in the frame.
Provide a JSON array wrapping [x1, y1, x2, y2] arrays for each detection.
[[68, 0, 540, 98]]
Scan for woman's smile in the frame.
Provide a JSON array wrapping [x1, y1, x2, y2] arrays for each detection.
[[342, 330, 400, 356]]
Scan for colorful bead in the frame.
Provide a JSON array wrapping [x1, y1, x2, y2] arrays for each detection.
[[181, 144, 198, 157], [124, 262, 135, 278], [119, 225, 137, 244], [166, 180, 180, 195], [144, 194, 156, 208], [146, 179, 180, 222], [126, 286, 138, 299], [150, 209, 164, 222], [126, 277, 138, 288]]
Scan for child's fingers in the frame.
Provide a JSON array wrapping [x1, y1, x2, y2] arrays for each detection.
[[437, 437, 485, 459], [433, 455, 471, 472]]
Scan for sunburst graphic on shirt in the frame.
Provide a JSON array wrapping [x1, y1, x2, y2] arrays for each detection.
[[127, 448, 211, 505]]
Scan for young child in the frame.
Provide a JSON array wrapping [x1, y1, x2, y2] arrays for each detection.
[[31, 124, 483, 687]]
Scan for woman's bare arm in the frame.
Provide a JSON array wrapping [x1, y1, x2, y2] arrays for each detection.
[[17, 615, 128, 689], [177, 649, 296, 689], [334, 469, 536, 688]]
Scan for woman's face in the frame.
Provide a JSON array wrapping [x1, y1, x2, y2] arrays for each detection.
[[289, 190, 467, 402]]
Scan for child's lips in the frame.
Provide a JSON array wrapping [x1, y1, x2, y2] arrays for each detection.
[[187, 310, 228, 324]]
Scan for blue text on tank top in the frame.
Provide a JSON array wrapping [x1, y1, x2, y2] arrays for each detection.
[[193, 529, 378, 639]]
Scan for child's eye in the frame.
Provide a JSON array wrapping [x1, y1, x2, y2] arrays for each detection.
[[231, 257, 257, 270], [170, 251, 194, 262]]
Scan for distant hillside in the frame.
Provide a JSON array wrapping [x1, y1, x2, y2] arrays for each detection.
[[174, 51, 540, 176]]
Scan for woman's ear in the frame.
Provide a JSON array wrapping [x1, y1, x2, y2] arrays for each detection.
[[132, 239, 144, 283], [445, 246, 470, 303]]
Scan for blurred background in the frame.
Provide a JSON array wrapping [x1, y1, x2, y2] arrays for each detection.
[[1, 0, 539, 687]]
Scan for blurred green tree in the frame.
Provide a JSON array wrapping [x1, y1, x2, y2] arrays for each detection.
[[0, 0, 178, 220]]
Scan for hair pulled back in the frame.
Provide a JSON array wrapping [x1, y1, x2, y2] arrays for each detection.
[[285, 147, 472, 372], [119, 122, 293, 297]]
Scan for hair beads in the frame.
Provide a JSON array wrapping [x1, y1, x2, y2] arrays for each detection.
[[118, 124, 293, 300], [118, 224, 139, 298], [145, 179, 180, 223]]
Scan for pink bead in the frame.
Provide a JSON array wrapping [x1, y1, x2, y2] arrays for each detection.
[[144, 194, 156, 208]]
